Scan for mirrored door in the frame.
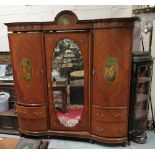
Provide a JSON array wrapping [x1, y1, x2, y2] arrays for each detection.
[[45, 32, 90, 131]]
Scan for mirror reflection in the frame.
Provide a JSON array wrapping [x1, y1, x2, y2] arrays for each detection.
[[52, 38, 84, 127]]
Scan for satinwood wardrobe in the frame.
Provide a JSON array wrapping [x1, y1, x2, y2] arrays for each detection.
[[5, 10, 138, 144]]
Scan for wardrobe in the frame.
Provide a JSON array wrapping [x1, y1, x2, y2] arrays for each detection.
[[5, 10, 138, 144]]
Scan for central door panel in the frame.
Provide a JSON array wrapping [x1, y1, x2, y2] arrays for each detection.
[[45, 32, 90, 131]]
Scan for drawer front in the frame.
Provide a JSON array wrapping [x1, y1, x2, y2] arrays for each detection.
[[16, 105, 47, 119], [92, 106, 128, 122], [0, 55, 11, 63], [91, 120, 127, 138], [17, 105, 47, 131]]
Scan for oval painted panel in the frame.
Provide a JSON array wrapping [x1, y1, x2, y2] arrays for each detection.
[[52, 38, 84, 127], [57, 14, 71, 26], [20, 58, 32, 81], [104, 57, 119, 84]]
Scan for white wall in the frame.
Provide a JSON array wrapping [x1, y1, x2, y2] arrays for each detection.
[[1, 5, 155, 117], [0, 5, 133, 51]]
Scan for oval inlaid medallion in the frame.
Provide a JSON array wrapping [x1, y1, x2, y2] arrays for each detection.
[[20, 58, 32, 81], [104, 57, 118, 84]]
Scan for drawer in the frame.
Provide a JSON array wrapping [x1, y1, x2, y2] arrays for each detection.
[[16, 105, 47, 119], [17, 105, 48, 131], [91, 120, 127, 138], [92, 106, 128, 122], [0, 55, 11, 63]]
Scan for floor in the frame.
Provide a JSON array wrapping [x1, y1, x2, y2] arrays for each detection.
[[0, 130, 155, 149]]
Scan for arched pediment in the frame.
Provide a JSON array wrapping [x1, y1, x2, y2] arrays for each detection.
[[54, 10, 78, 26]]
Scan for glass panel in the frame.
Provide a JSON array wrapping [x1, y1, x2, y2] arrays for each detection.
[[52, 38, 84, 127], [132, 64, 152, 132], [138, 64, 151, 81]]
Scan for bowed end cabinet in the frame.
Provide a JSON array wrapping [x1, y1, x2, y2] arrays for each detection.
[[5, 10, 138, 144]]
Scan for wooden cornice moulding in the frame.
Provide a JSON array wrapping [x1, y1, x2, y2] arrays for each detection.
[[5, 10, 139, 32]]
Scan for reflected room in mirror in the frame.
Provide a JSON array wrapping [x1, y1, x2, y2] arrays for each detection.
[[52, 38, 84, 127]]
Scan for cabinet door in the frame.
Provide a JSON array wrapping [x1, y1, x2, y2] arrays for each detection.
[[45, 32, 90, 131], [93, 28, 132, 107], [8, 33, 47, 106]]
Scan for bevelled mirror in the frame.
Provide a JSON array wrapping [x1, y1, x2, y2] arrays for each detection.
[[52, 38, 84, 127]]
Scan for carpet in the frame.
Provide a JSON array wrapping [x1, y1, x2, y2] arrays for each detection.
[[57, 105, 83, 127]]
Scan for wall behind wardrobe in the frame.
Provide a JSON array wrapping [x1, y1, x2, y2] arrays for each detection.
[[0, 5, 133, 51]]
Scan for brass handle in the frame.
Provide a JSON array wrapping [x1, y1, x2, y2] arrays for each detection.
[[96, 113, 104, 118], [114, 114, 121, 118], [34, 112, 42, 116], [114, 128, 123, 132], [96, 127, 104, 132]]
